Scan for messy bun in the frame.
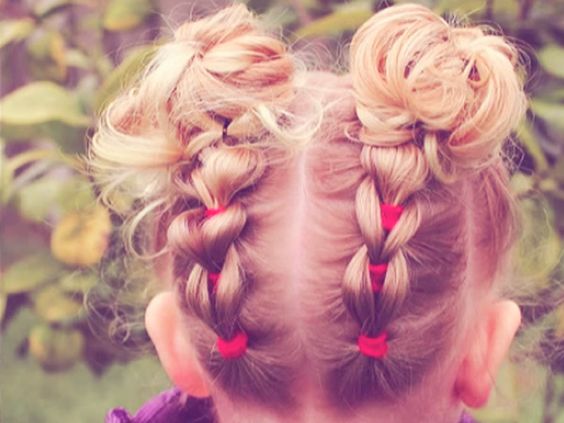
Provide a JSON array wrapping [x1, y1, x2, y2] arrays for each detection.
[[351, 4, 527, 182]]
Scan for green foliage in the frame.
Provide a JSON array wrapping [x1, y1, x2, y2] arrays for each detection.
[[0, 81, 89, 128], [1, 252, 64, 295], [538, 45, 564, 79], [103, 0, 153, 31], [95, 45, 157, 112], [0, 0, 562, 422], [0, 18, 35, 49], [295, 1, 373, 38]]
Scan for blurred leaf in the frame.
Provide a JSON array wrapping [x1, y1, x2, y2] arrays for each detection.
[[33, 0, 73, 16], [492, 0, 519, 16], [0, 81, 89, 128], [103, 0, 152, 32], [538, 45, 564, 79], [517, 121, 549, 172], [95, 45, 157, 112], [262, 5, 298, 28], [511, 172, 535, 196], [243, 0, 278, 13], [1, 252, 63, 295], [58, 177, 96, 212], [0, 82, 89, 152], [530, 99, 564, 133], [544, 87, 564, 102], [65, 48, 92, 70], [433, 0, 486, 15], [539, 177, 562, 198], [16, 177, 64, 223], [0, 139, 12, 204], [294, 1, 372, 38], [0, 122, 86, 154], [28, 324, 84, 371], [433, 0, 518, 17], [51, 205, 112, 267], [26, 29, 68, 81], [0, 292, 6, 322], [0, 18, 35, 49], [516, 196, 561, 283], [32, 0, 93, 17], [32, 285, 83, 323], [16, 174, 95, 223], [59, 271, 98, 294]]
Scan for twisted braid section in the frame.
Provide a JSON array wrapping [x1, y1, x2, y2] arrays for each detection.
[[342, 145, 428, 335], [167, 147, 264, 337], [328, 4, 526, 403], [89, 4, 301, 403], [161, 6, 299, 402]]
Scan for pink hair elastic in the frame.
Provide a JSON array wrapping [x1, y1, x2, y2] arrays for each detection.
[[358, 332, 388, 359], [204, 206, 226, 218], [208, 272, 221, 291], [380, 203, 404, 232], [217, 331, 248, 359], [368, 263, 388, 293]]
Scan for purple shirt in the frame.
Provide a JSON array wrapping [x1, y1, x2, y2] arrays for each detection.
[[106, 388, 478, 423]]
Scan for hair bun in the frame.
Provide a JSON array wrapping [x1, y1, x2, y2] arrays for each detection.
[[170, 4, 295, 124], [350, 4, 527, 181], [89, 4, 296, 207]]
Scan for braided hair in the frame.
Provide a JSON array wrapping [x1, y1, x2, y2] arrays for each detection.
[[89, 2, 527, 412], [318, 4, 526, 404], [89, 4, 312, 403]]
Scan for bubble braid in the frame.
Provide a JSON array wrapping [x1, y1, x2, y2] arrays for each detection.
[[322, 4, 526, 404], [89, 4, 310, 403]]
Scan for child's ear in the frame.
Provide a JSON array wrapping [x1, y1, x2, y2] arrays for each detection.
[[455, 300, 521, 408], [145, 291, 210, 398]]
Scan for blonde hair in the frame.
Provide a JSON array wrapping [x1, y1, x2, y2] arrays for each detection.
[[90, 4, 312, 403], [313, 4, 526, 404], [88, 3, 527, 411]]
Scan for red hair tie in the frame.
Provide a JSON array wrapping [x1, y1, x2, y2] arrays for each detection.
[[358, 332, 388, 359], [205, 206, 226, 218], [217, 331, 248, 359], [368, 263, 388, 293], [208, 272, 221, 291], [380, 204, 403, 232]]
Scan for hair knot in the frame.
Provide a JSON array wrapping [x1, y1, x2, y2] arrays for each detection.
[[358, 332, 389, 359], [217, 331, 249, 359]]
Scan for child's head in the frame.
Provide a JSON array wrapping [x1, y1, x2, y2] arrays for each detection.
[[89, 3, 527, 422]]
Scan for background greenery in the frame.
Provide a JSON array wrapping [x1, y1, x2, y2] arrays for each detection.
[[0, 0, 563, 422]]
